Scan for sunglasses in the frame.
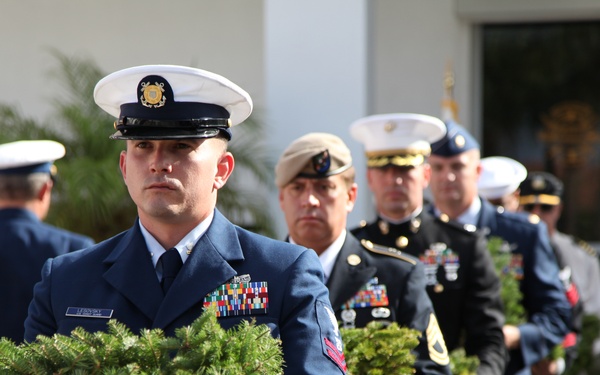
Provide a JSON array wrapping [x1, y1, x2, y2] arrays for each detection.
[[521, 204, 555, 213]]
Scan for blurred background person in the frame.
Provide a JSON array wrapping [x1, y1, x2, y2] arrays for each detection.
[[276, 132, 451, 375], [349, 113, 506, 375], [0, 140, 94, 343], [520, 171, 600, 373], [479, 159, 584, 374], [478, 156, 527, 212], [428, 121, 572, 375]]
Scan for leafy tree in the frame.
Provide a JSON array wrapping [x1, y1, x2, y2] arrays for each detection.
[[0, 51, 276, 241]]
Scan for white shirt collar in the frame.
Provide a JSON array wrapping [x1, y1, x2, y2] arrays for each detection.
[[140, 210, 214, 273], [455, 198, 481, 226], [290, 230, 346, 285]]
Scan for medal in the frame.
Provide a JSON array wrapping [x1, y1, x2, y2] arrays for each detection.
[[341, 308, 357, 328]]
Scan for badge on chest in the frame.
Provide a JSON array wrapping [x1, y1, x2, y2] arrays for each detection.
[[340, 277, 390, 328]]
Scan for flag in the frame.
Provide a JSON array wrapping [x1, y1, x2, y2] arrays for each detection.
[[441, 61, 459, 123]]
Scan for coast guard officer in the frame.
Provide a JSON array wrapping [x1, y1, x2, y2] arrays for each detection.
[[276, 132, 451, 375], [428, 121, 571, 375], [0, 140, 94, 343], [349, 114, 506, 375], [25, 65, 347, 374]]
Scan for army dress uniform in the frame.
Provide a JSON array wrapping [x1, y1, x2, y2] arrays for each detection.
[[351, 211, 506, 375], [24, 65, 347, 375], [276, 131, 450, 375], [327, 233, 450, 375]]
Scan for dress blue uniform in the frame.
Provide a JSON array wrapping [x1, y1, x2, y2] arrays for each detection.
[[477, 199, 571, 375], [25, 209, 346, 374], [25, 65, 347, 374], [0, 140, 94, 343], [327, 233, 451, 375], [1, 208, 93, 342], [429, 121, 572, 375]]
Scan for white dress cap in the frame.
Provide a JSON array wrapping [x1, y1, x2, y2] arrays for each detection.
[[0, 140, 65, 174], [94, 65, 253, 140], [350, 113, 446, 156], [478, 156, 527, 200]]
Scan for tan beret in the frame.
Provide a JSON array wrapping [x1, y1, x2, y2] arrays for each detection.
[[275, 133, 352, 188]]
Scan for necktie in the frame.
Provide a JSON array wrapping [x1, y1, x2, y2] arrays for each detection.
[[160, 248, 183, 294]]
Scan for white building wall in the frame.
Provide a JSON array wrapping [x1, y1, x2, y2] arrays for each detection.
[[0, 0, 265, 122], [3, 0, 600, 238], [264, 0, 369, 236]]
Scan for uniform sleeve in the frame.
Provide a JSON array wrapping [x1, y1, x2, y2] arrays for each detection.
[[397, 261, 451, 375], [278, 249, 347, 374], [518, 224, 572, 367], [24, 258, 57, 342], [463, 234, 508, 375]]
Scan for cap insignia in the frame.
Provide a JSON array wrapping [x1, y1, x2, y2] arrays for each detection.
[[531, 175, 546, 191], [454, 134, 465, 149], [140, 81, 166, 108], [384, 121, 396, 133], [312, 150, 331, 174]]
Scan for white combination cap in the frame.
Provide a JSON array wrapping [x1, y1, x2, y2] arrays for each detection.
[[0, 140, 65, 175], [94, 65, 253, 140], [478, 156, 527, 199], [349, 113, 446, 167]]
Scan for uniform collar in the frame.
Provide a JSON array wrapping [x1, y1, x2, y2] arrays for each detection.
[[290, 229, 346, 285], [378, 206, 422, 225], [140, 210, 214, 272], [432, 197, 481, 226]]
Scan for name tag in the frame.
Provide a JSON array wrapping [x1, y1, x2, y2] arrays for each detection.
[[65, 307, 114, 319]]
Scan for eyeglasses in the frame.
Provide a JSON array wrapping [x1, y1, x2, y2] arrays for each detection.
[[521, 204, 555, 213]]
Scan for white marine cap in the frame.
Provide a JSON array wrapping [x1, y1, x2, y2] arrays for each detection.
[[478, 156, 527, 199], [349, 113, 446, 167], [0, 140, 65, 175], [94, 64, 253, 140]]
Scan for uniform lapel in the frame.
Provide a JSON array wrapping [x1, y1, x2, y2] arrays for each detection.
[[327, 234, 376, 311], [103, 222, 163, 321], [152, 211, 241, 328]]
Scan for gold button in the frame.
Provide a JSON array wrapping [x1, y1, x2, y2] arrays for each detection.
[[347, 254, 361, 266], [396, 236, 409, 248], [434, 284, 444, 293]]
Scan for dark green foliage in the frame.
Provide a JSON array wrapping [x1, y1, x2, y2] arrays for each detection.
[[341, 321, 419, 375], [487, 236, 526, 325], [564, 314, 600, 375], [0, 306, 284, 374], [449, 348, 480, 375]]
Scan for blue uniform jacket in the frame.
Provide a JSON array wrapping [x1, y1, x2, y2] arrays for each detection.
[[0, 208, 94, 343], [477, 199, 572, 375], [327, 233, 451, 375], [25, 210, 347, 374]]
